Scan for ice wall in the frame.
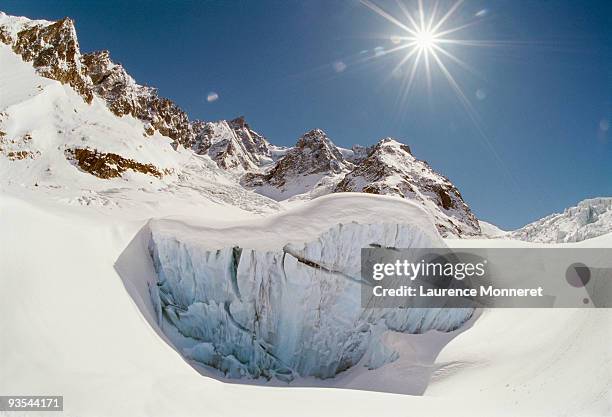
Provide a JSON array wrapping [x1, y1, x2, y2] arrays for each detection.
[[148, 218, 473, 382]]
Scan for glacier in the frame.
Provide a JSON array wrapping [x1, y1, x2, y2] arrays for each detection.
[[146, 194, 474, 382], [511, 197, 612, 243]]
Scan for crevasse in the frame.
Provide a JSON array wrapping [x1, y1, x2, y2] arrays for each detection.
[[148, 220, 473, 381]]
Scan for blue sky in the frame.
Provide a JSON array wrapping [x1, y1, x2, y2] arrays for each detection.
[[2, 0, 611, 229]]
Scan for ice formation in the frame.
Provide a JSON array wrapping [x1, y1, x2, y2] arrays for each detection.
[[147, 197, 474, 381], [511, 197, 612, 243]]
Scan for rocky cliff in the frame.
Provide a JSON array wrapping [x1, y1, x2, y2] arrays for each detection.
[[0, 13, 193, 147]]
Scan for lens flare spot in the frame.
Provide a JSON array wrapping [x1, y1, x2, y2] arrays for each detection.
[[332, 60, 347, 73]]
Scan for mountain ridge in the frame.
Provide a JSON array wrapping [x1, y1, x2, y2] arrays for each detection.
[[1, 11, 481, 236]]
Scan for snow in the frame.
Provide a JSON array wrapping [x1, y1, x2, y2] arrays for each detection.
[[511, 197, 612, 243], [478, 220, 508, 238], [430, 233, 612, 416], [0, 42, 279, 217], [247, 172, 347, 201], [3, 188, 609, 416], [0, 19, 610, 417], [147, 193, 440, 250], [146, 194, 473, 384], [0, 11, 51, 40]]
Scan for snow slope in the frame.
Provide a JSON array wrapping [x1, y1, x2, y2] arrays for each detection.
[[438, 234, 612, 416], [478, 220, 508, 238], [2, 192, 609, 416]]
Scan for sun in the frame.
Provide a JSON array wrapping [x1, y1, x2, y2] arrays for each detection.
[[360, 0, 487, 107], [358, 0, 520, 191], [414, 29, 437, 51]]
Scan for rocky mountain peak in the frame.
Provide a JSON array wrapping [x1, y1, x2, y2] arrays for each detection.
[[227, 116, 271, 161], [228, 115, 248, 129], [297, 128, 331, 146], [334, 137, 480, 236], [356, 138, 418, 171], [192, 117, 272, 173], [5, 15, 94, 103], [290, 129, 348, 173], [241, 129, 352, 198], [0, 14, 193, 148], [374, 137, 412, 155]]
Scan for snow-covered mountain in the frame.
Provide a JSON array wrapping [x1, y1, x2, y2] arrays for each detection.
[[242, 128, 354, 199], [0, 14, 194, 147], [0, 12, 482, 237], [0, 13, 280, 217], [511, 197, 612, 243], [191, 117, 274, 173], [244, 135, 480, 236], [335, 139, 480, 236]]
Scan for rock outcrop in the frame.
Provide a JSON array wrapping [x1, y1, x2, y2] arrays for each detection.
[[2, 16, 93, 103], [82, 50, 193, 147], [65, 148, 167, 179]]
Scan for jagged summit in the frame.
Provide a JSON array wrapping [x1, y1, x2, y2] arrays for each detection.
[[192, 117, 273, 173], [242, 128, 354, 199], [0, 12, 194, 147], [334, 138, 480, 236], [227, 116, 273, 162], [290, 129, 350, 174], [241, 134, 480, 236], [1, 15, 94, 102]]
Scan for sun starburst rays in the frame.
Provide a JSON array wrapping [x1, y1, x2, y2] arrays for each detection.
[[360, 0, 481, 106], [356, 0, 526, 204]]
